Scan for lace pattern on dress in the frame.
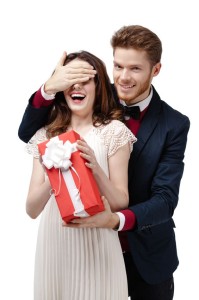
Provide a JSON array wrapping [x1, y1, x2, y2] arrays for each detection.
[[26, 127, 47, 158], [93, 120, 137, 158], [25, 121, 136, 159]]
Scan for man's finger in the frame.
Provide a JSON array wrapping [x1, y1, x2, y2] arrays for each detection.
[[70, 216, 94, 224], [56, 51, 67, 68]]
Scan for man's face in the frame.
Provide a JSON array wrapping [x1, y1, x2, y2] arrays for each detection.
[[113, 47, 160, 105]]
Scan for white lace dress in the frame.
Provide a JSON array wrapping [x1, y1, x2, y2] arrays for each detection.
[[26, 120, 136, 300]]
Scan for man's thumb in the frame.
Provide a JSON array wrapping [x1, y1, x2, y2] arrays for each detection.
[[101, 196, 110, 212]]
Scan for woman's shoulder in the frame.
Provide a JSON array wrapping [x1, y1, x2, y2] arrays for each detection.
[[97, 120, 136, 142], [26, 127, 48, 158], [101, 120, 127, 131], [109, 119, 125, 127], [97, 120, 136, 157], [30, 127, 48, 144], [100, 120, 133, 135]]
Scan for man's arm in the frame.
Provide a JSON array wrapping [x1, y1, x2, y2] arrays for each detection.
[[18, 89, 53, 143], [130, 116, 190, 231], [64, 196, 136, 231], [64, 197, 120, 229]]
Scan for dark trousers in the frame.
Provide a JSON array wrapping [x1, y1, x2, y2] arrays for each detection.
[[123, 252, 174, 300]]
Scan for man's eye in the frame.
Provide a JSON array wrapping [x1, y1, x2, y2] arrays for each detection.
[[131, 67, 140, 71]]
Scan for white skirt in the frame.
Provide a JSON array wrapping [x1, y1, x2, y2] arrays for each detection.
[[34, 196, 128, 300]]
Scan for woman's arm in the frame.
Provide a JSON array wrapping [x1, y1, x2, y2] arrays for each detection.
[[26, 158, 51, 219], [77, 139, 131, 212]]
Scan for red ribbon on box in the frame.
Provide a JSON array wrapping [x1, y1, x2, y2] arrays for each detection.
[[37, 130, 104, 223]]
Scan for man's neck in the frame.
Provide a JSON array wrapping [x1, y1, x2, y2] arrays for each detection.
[[120, 87, 153, 112]]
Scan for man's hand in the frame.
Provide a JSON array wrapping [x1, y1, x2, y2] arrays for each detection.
[[44, 51, 97, 95], [63, 196, 120, 229]]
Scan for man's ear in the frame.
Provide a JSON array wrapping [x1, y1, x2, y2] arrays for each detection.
[[153, 62, 161, 77]]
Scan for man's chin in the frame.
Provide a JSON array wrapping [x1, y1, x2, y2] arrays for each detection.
[[117, 92, 133, 103]]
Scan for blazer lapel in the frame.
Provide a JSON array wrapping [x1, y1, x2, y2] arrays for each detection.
[[130, 87, 162, 166], [111, 83, 163, 167]]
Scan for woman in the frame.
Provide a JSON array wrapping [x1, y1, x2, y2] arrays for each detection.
[[26, 51, 136, 300]]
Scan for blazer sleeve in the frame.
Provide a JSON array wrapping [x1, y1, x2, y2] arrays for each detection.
[[129, 115, 190, 231], [18, 93, 53, 143]]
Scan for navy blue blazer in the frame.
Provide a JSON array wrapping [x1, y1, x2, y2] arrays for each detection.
[[18, 86, 190, 284], [126, 87, 190, 284]]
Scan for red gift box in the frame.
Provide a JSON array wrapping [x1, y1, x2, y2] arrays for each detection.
[[37, 130, 104, 222]]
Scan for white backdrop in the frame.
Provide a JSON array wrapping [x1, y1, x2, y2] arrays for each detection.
[[0, 0, 198, 299]]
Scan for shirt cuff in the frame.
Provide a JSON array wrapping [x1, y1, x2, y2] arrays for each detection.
[[115, 212, 125, 231], [41, 84, 56, 100]]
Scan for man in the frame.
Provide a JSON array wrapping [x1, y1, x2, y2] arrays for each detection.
[[18, 25, 190, 300]]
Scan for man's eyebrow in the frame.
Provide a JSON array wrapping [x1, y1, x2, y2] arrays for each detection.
[[113, 61, 142, 68]]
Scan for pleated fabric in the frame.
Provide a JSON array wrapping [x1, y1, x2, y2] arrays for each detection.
[[34, 197, 128, 300]]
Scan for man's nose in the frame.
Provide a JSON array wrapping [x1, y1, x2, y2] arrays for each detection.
[[120, 69, 131, 81]]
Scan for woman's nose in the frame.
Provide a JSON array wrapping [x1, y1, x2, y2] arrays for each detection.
[[73, 83, 81, 90]]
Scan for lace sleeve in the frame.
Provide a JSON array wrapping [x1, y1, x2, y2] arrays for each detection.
[[102, 120, 137, 158], [25, 127, 47, 158]]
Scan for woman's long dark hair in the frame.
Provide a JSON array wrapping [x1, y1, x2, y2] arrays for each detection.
[[46, 51, 123, 138]]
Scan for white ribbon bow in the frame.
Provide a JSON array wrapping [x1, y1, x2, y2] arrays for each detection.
[[42, 136, 77, 170], [41, 135, 89, 218]]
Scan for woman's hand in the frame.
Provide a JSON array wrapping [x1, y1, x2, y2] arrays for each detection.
[[76, 137, 129, 211], [76, 138, 100, 175]]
